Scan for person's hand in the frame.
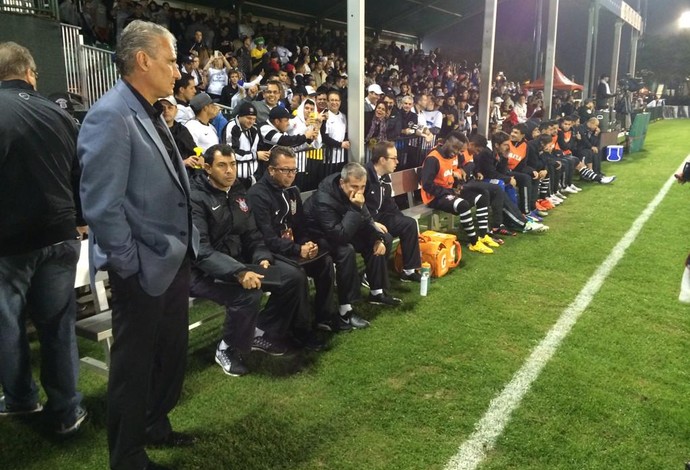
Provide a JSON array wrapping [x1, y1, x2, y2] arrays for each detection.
[[538, 169, 548, 179], [454, 168, 467, 182], [76, 225, 89, 240], [532, 171, 539, 179], [257, 150, 270, 161], [259, 259, 270, 269], [373, 239, 386, 256], [183, 155, 204, 169], [592, 146, 598, 153], [509, 177, 517, 188], [236, 270, 263, 289], [475, 172, 484, 181], [374, 222, 388, 233], [350, 190, 365, 208], [341, 140, 351, 150], [304, 128, 317, 140], [300, 242, 319, 259]]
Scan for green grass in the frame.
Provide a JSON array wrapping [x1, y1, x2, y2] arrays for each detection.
[[3, 120, 690, 470]]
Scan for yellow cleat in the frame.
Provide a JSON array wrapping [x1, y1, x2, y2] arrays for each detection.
[[469, 239, 494, 254], [481, 234, 500, 248]]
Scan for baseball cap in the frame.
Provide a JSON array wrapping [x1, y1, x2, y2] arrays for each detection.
[[237, 102, 257, 117], [269, 106, 291, 120], [159, 95, 177, 106], [305, 85, 316, 96], [190, 93, 212, 113], [494, 96, 504, 103], [367, 84, 383, 95]]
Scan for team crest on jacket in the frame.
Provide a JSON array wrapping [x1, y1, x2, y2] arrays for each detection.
[[237, 198, 249, 212]]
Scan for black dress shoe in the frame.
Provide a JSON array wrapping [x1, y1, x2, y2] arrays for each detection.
[[147, 431, 197, 448], [146, 461, 173, 470]]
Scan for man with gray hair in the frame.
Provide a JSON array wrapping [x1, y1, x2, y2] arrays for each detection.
[[0, 41, 87, 436], [78, 21, 199, 470], [304, 162, 402, 330]]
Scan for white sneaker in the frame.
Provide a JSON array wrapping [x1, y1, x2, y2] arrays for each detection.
[[600, 175, 617, 184], [562, 186, 578, 194], [524, 220, 549, 233], [555, 191, 567, 199], [568, 184, 583, 192], [548, 196, 562, 205]]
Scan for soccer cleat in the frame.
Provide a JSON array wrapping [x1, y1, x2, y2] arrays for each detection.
[[368, 293, 403, 307], [547, 195, 562, 205], [400, 271, 422, 282], [562, 186, 578, 194], [527, 211, 544, 222], [555, 191, 567, 199], [215, 345, 249, 376], [56, 406, 88, 436], [569, 184, 583, 192], [524, 220, 549, 233], [491, 225, 517, 237], [600, 175, 616, 184], [468, 239, 494, 254], [251, 335, 288, 356], [340, 310, 370, 329], [481, 234, 500, 248], [0, 396, 43, 417]]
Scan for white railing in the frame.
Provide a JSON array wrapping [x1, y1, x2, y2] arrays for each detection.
[[60, 23, 119, 108]]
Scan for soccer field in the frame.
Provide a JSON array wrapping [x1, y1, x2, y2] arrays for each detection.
[[3, 119, 690, 470]]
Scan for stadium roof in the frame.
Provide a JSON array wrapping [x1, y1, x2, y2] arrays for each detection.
[[218, 0, 482, 40]]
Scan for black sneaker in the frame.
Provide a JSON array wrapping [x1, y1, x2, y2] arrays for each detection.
[[215, 345, 249, 376], [341, 310, 370, 329], [56, 405, 88, 436], [292, 330, 329, 352], [316, 316, 353, 332], [400, 271, 422, 283], [0, 396, 43, 417], [251, 335, 287, 356], [368, 293, 403, 306]]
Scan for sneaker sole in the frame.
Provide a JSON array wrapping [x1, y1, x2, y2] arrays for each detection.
[[251, 346, 287, 357], [0, 404, 43, 417], [215, 356, 247, 377], [56, 410, 88, 436]]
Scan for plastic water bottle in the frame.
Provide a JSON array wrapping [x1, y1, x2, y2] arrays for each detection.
[[420, 262, 431, 296]]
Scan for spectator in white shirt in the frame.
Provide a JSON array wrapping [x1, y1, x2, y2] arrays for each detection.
[[185, 93, 220, 152]]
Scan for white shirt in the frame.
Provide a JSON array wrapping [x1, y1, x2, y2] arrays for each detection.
[[184, 119, 219, 152], [325, 110, 347, 143], [206, 67, 228, 96]]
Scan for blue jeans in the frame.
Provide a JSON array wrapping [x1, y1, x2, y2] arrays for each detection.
[[0, 239, 82, 426]]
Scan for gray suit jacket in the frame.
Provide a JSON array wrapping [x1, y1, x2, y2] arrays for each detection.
[[78, 80, 200, 296]]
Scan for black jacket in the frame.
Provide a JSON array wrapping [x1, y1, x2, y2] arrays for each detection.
[[365, 161, 400, 218], [246, 173, 310, 257], [190, 173, 273, 280], [0, 80, 82, 256], [303, 172, 380, 246], [473, 147, 511, 183]]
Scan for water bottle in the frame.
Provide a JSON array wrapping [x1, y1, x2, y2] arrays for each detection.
[[420, 262, 431, 296]]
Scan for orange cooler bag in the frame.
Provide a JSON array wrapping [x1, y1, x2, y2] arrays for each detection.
[[394, 231, 460, 278], [420, 230, 462, 268]]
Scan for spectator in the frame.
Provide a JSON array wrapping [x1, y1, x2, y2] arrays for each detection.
[[203, 52, 232, 100], [173, 72, 196, 124], [365, 83, 383, 112], [289, 98, 323, 151], [259, 106, 317, 179], [252, 79, 281, 122], [222, 102, 268, 187], [156, 95, 202, 172], [185, 92, 220, 151], [78, 21, 198, 470], [0, 41, 87, 436]]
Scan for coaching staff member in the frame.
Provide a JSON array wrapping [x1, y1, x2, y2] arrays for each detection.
[[78, 21, 199, 470]]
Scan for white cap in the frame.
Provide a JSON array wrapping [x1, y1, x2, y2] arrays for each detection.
[[159, 95, 177, 106], [367, 84, 383, 95], [493, 96, 504, 103], [305, 85, 317, 95]]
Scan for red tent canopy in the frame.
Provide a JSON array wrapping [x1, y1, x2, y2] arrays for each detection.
[[523, 67, 583, 91]]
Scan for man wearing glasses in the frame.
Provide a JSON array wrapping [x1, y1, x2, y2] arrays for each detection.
[[247, 146, 341, 332], [365, 141, 422, 282], [253, 79, 282, 123]]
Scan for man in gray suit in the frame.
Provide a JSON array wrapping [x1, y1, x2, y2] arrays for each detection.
[[78, 21, 199, 470]]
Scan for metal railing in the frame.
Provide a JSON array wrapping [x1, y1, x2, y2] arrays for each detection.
[[293, 147, 348, 192], [1, 0, 58, 18], [61, 22, 118, 108]]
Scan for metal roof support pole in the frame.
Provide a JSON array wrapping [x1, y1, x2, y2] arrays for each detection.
[[477, 0, 497, 138], [347, 0, 365, 163], [589, 2, 600, 96], [629, 29, 639, 76], [532, 0, 543, 82], [582, 0, 598, 99], [610, 20, 624, 90], [543, 0, 558, 118]]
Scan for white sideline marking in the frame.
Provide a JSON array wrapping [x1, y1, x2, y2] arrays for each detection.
[[445, 161, 688, 470]]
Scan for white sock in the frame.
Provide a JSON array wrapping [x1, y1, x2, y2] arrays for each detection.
[[403, 269, 415, 275], [339, 304, 352, 316], [218, 340, 229, 351], [371, 289, 383, 296]]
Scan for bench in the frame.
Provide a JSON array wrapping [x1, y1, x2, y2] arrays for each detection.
[[74, 240, 223, 377], [390, 167, 451, 231]]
